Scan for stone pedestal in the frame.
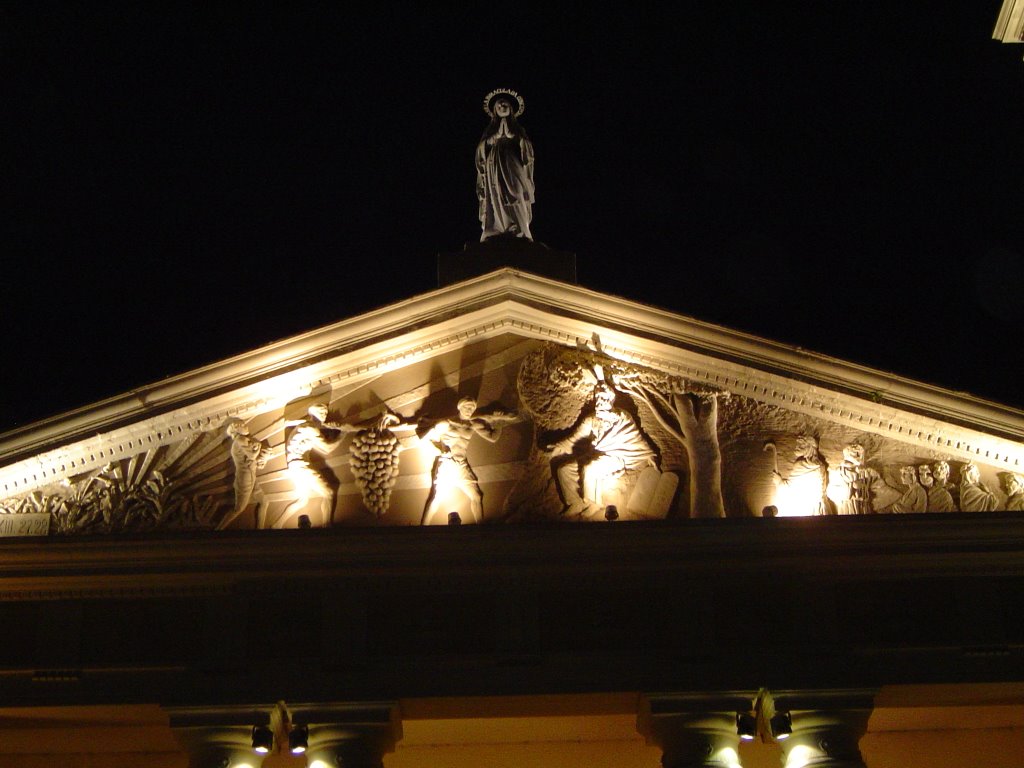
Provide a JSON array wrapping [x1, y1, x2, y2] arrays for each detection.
[[638, 694, 750, 768], [437, 237, 576, 286], [775, 691, 874, 768]]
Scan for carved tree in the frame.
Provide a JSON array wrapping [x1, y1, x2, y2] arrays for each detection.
[[620, 378, 726, 518]]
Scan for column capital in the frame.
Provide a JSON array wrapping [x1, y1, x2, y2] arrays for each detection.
[[300, 702, 402, 768], [170, 725, 257, 768], [637, 693, 752, 768], [772, 690, 876, 768], [167, 701, 402, 768]]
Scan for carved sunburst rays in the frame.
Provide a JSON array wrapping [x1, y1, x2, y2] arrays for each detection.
[[23, 428, 235, 534]]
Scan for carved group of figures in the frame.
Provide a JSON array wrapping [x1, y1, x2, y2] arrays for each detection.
[[213, 342, 730, 528], [4, 339, 1023, 534], [770, 436, 1024, 516], [216, 398, 519, 529], [511, 343, 723, 521]]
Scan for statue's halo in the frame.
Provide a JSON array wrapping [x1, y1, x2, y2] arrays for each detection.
[[483, 88, 525, 118]]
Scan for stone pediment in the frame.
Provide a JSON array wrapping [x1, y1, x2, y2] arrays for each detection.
[[2, 268, 1023, 534]]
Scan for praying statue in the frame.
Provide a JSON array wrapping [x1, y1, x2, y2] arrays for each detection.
[[477, 89, 535, 241]]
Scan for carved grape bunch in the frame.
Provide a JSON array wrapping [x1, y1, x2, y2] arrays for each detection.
[[349, 427, 402, 517]]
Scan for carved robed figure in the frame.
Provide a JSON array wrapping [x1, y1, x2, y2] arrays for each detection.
[[477, 89, 535, 241], [544, 379, 657, 518]]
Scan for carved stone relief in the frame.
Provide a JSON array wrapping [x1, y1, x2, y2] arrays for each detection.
[[542, 375, 657, 518], [349, 412, 414, 518], [508, 341, 720, 521], [927, 461, 957, 511], [2, 333, 1022, 534], [717, 395, 1018, 517], [419, 397, 515, 525], [220, 420, 275, 530], [617, 373, 726, 518], [272, 404, 353, 528], [0, 428, 229, 534], [765, 435, 834, 517], [960, 461, 998, 512], [1002, 472, 1024, 511], [832, 443, 870, 515], [891, 465, 928, 513]]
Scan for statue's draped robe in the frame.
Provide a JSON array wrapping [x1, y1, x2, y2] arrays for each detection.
[[477, 123, 535, 240], [960, 480, 998, 511], [834, 461, 871, 515], [927, 484, 956, 512], [776, 458, 830, 516], [892, 482, 928, 513], [551, 407, 656, 508]]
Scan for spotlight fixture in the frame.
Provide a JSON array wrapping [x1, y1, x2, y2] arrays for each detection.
[[736, 711, 757, 741], [770, 711, 792, 740], [251, 725, 274, 754], [604, 505, 619, 521], [448, 512, 462, 525], [289, 724, 309, 754]]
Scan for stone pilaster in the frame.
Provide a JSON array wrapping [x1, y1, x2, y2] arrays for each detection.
[[774, 691, 875, 768], [637, 694, 750, 768]]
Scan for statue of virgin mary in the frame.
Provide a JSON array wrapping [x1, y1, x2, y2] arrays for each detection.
[[476, 89, 535, 241]]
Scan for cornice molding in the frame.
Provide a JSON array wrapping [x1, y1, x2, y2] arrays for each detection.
[[994, 0, 1024, 43], [2, 269, 1022, 497], [2, 515, 1024, 600]]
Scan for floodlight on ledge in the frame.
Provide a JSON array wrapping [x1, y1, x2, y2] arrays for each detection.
[[736, 711, 757, 741], [770, 711, 792, 740], [251, 725, 274, 754], [289, 724, 309, 754]]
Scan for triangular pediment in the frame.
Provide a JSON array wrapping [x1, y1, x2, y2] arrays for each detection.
[[2, 269, 1023, 534]]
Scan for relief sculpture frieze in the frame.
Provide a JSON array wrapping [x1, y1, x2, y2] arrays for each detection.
[[2, 332, 1023, 534], [0, 428, 229, 534]]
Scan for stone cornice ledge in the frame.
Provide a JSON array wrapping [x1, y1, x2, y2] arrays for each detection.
[[994, 0, 1024, 43], [2, 270, 1022, 493], [2, 515, 1024, 600]]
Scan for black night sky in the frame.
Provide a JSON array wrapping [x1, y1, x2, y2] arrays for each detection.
[[5, 3, 1023, 434]]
